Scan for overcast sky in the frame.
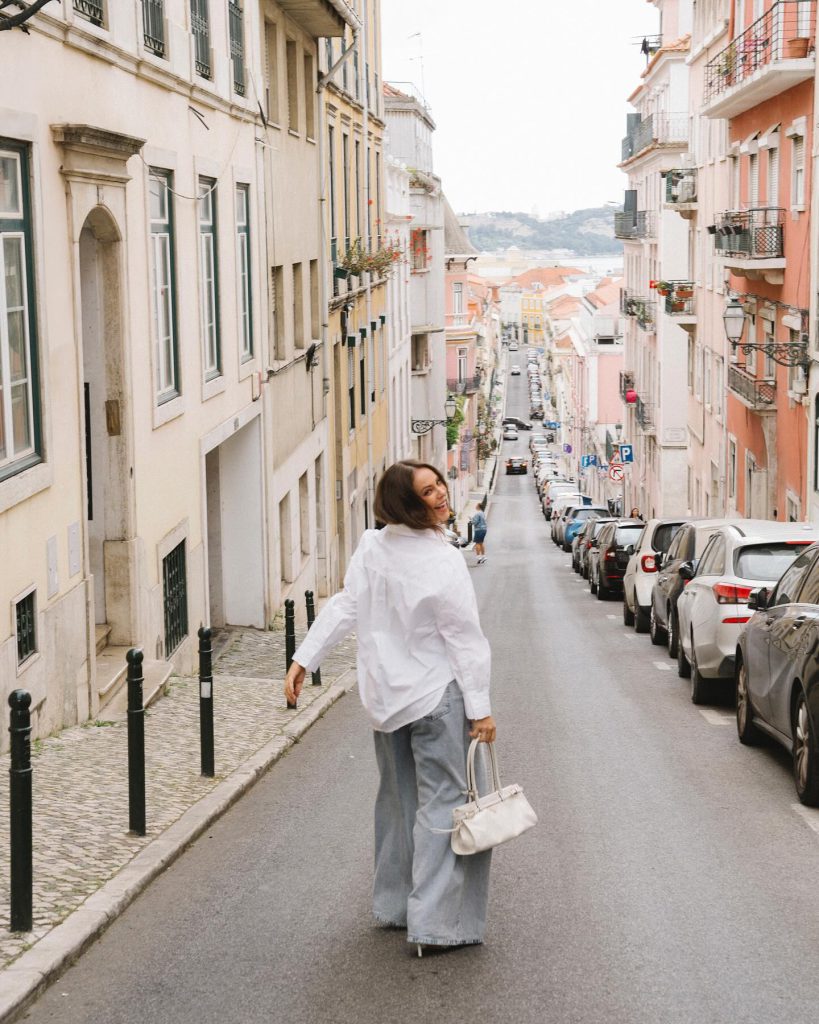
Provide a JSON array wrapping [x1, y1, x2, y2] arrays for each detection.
[[380, 0, 659, 216]]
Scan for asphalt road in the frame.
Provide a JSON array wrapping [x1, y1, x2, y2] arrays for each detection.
[[22, 365, 819, 1024]]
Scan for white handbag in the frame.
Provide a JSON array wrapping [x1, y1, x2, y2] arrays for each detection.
[[449, 740, 538, 856]]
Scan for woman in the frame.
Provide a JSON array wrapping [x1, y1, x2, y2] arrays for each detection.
[[471, 504, 488, 564], [285, 460, 496, 956]]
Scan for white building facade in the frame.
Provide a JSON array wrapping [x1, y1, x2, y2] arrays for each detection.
[[384, 155, 412, 464]]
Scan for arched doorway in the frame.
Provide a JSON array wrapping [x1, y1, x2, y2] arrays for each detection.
[[79, 206, 133, 648]]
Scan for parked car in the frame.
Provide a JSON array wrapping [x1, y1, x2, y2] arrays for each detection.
[[589, 519, 644, 599], [562, 505, 610, 552], [735, 543, 819, 804], [503, 416, 532, 430], [622, 518, 686, 633], [551, 495, 593, 545], [676, 521, 819, 703], [648, 519, 729, 651], [542, 481, 578, 518], [511, 365, 521, 375], [530, 407, 545, 419], [508, 343, 519, 351], [503, 427, 519, 441], [576, 517, 617, 578], [506, 457, 528, 475]]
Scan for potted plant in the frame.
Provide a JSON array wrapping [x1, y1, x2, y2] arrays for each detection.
[[674, 284, 693, 299], [655, 280, 672, 296], [784, 37, 810, 59]]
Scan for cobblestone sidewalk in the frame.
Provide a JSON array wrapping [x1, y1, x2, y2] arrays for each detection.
[[0, 626, 357, 975]]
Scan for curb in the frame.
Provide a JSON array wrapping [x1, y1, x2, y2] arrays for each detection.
[[0, 672, 355, 1024]]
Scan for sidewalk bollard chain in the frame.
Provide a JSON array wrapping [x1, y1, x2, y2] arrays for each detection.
[[285, 599, 297, 709], [198, 626, 215, 778], [126, 648, 146, 836], [305, 590, 322, 687], [8, 690, 33, 933]]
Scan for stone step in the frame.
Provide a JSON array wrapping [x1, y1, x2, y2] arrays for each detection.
[[95, 623, 112, 656], [96, 648, 173, 720]]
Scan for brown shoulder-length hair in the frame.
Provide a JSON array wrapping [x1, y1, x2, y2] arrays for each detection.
[[375, 460, 450, 531]]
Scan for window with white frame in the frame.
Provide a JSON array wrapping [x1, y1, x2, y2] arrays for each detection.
[[704, 349, 712, 408], [149, 169, 179, 402], [792, 132, 806, 207], [0, 143, 40, 480], [235, 184, 252, 360], [457, 346, 467, 383], [766, 141, 779, 207], [198, 177, 220, 379], [453, 281, 463, 316], [715, 355, 724, 418], [729, 439, 737, 498]]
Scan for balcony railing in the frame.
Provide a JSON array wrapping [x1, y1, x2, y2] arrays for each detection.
[[635, 395, 654, 429], [621, 112, 689, 162], [704, 1, 816, 110], [142, 0, 165, 56], [447, 375, 481, 395], [714, 207, 785, 259], [191, 0, 212, 79], [665, 168, 697, 206], [623, 295, 655, 330], [614, 210, 654, 240], [620, 371, 635, 401], [728, 364, 777, 409], [661, 281, 695, 316]]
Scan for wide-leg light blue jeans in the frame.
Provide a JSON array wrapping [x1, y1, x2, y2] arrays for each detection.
[[372, 681, 492, 947]]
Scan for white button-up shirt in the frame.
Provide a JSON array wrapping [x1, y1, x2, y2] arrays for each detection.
[[292, 524, 492, 732]]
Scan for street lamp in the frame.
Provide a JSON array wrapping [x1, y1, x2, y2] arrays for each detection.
[[411, 394, 458, 435], [722, 297, 809, 367]]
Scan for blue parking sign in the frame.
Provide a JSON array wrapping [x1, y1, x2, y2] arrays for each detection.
[[619, 444, 634, 464]]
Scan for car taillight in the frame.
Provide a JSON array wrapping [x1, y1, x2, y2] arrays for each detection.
[[713, 583, 754, 605], [604, 550, 616, 561], [722, 616, 751, 624], [586, 540, 592, 549], [641, 554, 657, 572]]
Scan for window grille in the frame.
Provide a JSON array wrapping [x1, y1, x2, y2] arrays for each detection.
[[163, 541, 188, 655], [16, 591, 36, 665], [74, 0, 104, 25], [191, 0, 211, 79], [228, 0, 245, 95], [142, 0, 165, 56]]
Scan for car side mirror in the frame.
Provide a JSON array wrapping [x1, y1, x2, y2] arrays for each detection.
[[748, 587, 769, 611], [626, 545, 635, 557], [678, 561, 695, 582]]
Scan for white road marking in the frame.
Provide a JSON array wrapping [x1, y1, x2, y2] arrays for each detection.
[[653, 661, 672, 672], [606, 614, 618, 620], [792, 804, 819, 835], [698, 709, 734, 725], [622, 632, 637, 640]]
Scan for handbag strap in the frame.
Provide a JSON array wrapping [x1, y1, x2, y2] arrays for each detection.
[[465, 739, 502, 801]]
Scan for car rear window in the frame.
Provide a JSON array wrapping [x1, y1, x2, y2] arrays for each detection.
[[615, 525, 644, 546], [573, 507, 606, 520], [651, 522, 683, 553], [734, 542, 814, 582]]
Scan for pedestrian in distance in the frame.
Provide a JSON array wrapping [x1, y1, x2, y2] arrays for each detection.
[[284, 459, 496, 957], [629, 507, 644, 521], [472, 503, 488, 564]]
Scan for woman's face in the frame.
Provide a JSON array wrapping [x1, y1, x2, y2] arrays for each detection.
[[413, 468, 450, 525]]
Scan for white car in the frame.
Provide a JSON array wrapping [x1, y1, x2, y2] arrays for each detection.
[[622, 518, 686, 632], [503, 427, 519, 441], [510, 365, 521, 375], [676, 520, 819, 703]]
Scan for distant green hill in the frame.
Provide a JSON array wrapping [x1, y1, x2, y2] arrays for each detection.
[[458, 207, 622, 257]]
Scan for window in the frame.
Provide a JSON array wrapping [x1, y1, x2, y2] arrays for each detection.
[[453, 282, 463, 315], [359, 343, 366, 416], [697, 535, 725, 576], [162, 540, 188, 655], [771, 551, 814, 606], [347, 343, 355, 430], [286, 38, 298, 131], [228, 0, 245, 96], [74, 0, 104, 26], [767, 144, 779, 207], [687, 336, 695, 390], [703, 349, 712, 408], [736, 543, 811, 583], [354, 139, 361, 238], [142, 0, 166, 56], [272, 264, 285, 360], [279, 493, 292, 584], [309, 260, 319, 340], [190, 0, 211, 79], [792, 133, 805, 207], [457, 347, 467, 382], [0, 143, 41, 480], [198, 178, 220, 379], [304, 53, 315, 138], [715, 356, 724, 418], [328, 125, 337, 259], [292, 262, 304, 349], [749, 152, 759, 207], [235, 185, 252, 360], [149, 169, 179, 402], [15, 590, 36, 666], [299, 472, 310, 556], [264, 20, 279, 123], [411, 228, 428, 272], [342, 134, 351, 249]]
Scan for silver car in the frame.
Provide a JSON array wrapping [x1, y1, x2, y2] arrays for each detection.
[[676, 520, 819, 703], [622, 518, 685, 632]]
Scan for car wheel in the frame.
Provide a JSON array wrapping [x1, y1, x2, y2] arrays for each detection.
[[649, 603, 667, 646], [667, 609, 679, 659], [677, 629, 691, 678], [623, 598, 635, 627], [794, 690, 819, 806], [563, 540, 572, 553], [690, 638, 712, 705], [735, 657, 761, 745], [596, 578, 607, 601], [634, 604, 650, 634], [582, 563, 589, 580], [590, 572, 598, 596]]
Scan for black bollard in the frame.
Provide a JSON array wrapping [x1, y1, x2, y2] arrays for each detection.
[[198, 627, 214, 778], [8, 690, 32, 933], [126, 649, 146, 836], [305, 591, 322, 687], [285, 599, 297, 708]]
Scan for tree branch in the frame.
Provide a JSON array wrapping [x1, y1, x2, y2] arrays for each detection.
[[0, 0, 56, 31]]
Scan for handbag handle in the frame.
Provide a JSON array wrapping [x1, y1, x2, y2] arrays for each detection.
[[465, 739, 503, 803]]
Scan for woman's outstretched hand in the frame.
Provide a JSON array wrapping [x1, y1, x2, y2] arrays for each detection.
[[469, 715, 496, 743], [284, 662, 306, 705]]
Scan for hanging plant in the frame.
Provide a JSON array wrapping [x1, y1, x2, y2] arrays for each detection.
[[339, 237, 404, 279]]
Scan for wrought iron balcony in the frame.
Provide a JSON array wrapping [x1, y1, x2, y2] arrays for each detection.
[[75, 0, 104, 24], [623, 296, 655, 331], [664, 168, 697, 211], [142, 0, 165, 56], [614, 210, 654, 240], [727, 364, 777, 410], [621, 112, 689, 163], [447, 375, 481, 395], [714, 208, 785, 259], [635, 395, 654, 430], [619, 371, 635, 401], [704, 1, 816, 118], [661, 282, 695, 318]]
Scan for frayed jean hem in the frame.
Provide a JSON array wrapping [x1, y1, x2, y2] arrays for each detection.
[[374, 913, 406, 928], [407, 935, 483, 947]]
